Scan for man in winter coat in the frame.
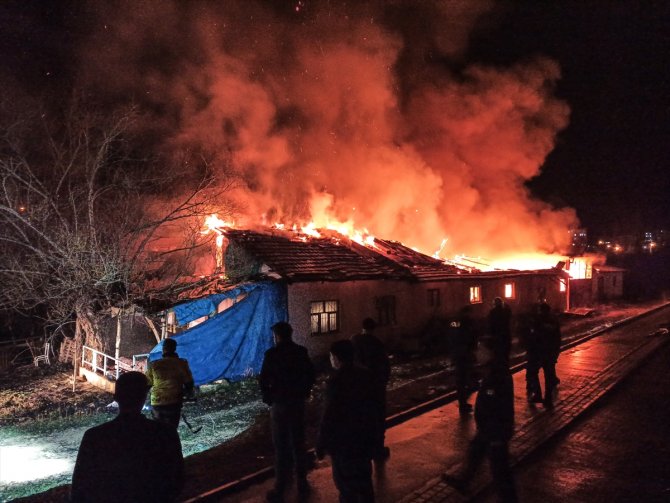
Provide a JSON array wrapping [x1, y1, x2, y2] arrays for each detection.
[[260, 322, 316, 502], [449, 306, 479, 414], [527, 302, 562, 408], [71, 371, 183, 503], [443, 336, 518, 502], [146, 337, 194, 429], [351, 317, 391, 461], [488, 297, 513, 363], [317, 339, 376, 503]]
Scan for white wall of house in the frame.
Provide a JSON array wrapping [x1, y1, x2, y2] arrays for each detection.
[[287, 272, 567, 358], [287, 279, 410, 358]]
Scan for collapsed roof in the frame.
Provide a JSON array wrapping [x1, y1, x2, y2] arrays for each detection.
[[223, 228, 474, 282]]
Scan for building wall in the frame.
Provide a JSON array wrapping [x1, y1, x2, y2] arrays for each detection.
[[287, 279, 411, 358], [592, 270, 625, 301], [287, 272, 567, 358]]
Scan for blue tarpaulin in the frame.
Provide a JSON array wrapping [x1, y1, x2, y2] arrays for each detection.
[[149, 281, 287, 385]]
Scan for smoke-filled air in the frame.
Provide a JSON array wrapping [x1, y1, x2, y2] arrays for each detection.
[[78, 0, 578, 260]]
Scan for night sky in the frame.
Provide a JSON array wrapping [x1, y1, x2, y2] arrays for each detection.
[[470, 2, 670, 236], [1, 0, 668, 239]]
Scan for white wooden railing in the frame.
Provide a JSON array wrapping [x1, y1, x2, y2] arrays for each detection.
[[81, 345, 134, 381]]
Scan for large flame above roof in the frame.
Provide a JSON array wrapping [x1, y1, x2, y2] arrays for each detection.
[[81, 1, 579, 262]]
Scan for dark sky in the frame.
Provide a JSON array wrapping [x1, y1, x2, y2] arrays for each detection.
[[468, 2, 670, 236], [1, 0, 668, 238]]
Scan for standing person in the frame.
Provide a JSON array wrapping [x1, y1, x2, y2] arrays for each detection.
[[488, 297, 513, 364], [529, 302, 562, 409], [450, 306, 479, 414], [71, 371, 184, 503], [146, 337, 194, 429], [442, 336, 518, 502], [351, 317, 391, 462], [521, 303, 543, 404], [260, 322, 316, 502], [317, 340, 376, 503]]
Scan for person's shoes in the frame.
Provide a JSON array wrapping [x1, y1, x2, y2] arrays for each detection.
[[266, 488, 284, 502], [543, 399, 554, 410], [459, 403, 473, 414], [442, 473, 468, 494]]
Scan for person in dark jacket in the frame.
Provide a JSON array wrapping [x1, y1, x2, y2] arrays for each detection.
[[317, 339, 376, 503], [449, 306, 479, 414], [71, 371, 184, 503], [351, 317, 391, 461], [260, 322, 316, 502], [443, 336, 518, 502], [526, 302, 562, 408], [146, 337, 194, 429], [488, 297, 513, 363]]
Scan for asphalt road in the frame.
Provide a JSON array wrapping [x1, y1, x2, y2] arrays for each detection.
[[475, 324, 670, 503]]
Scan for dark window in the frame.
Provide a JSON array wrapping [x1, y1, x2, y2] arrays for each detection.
[[427, 289, 440, 307], [375, 295, 396, 326], [310, 300, 339, 334]]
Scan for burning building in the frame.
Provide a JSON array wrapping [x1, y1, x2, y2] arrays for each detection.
[[157, 226, 569, 376]]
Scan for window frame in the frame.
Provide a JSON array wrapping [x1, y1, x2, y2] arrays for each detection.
[[427, 288, 440, 307], [310, 300, 340, 335], [469, 285, 482, 304], [375, 295, 397, 326], [503, 282, 516, 300]]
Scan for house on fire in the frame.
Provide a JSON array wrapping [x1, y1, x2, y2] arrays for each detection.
[[152, 228, 569, 384]]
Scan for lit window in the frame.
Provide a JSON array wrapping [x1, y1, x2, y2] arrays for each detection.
[[427, 289, 440, 307], [310, 300, 339, 334], [504, 283, 515, 299], [375, 295, 396, 326], [469, 286, 482, 304], [559, 279, 567, 292]]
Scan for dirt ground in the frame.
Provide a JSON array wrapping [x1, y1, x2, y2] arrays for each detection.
[[6, 300, 667, 502], [0, 364, 112, 424]]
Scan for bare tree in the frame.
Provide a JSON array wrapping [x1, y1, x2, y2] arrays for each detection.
[[0, 98, 234, 351]]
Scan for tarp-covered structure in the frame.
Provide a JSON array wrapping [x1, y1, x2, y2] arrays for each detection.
[[149, 281, 287, 385]]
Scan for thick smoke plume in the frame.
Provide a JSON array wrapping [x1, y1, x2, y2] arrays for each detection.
[[78, 0, 577, 260]]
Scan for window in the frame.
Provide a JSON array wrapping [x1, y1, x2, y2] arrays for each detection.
[[559, 279, 567, 292], [375, 295, 396, 326], [310, 300, 339, 334], [504, 282, 515, 299], [469, 286, 482, 304], [427, 289, 440, 307]]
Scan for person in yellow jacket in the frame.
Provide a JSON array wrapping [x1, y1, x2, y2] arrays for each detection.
[[146, 338, 194, 429]]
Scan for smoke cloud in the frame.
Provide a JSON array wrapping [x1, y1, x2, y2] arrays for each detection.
[[77, 0, 577, 260]]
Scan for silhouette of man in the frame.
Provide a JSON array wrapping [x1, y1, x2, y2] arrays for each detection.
[[443, 336, 518, 502], [71, 371, 183, 503], [146, 337, 194, 429], [351, 317, 391, 462], [260, 322, 316, 502], [488, 297, 512, 363], [527, 302, 562, 408], [317, 339, 376, 503], [450, 306, 478, 414]]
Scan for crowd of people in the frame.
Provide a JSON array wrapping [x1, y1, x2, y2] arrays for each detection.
[[70, 298, 561, 503]]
